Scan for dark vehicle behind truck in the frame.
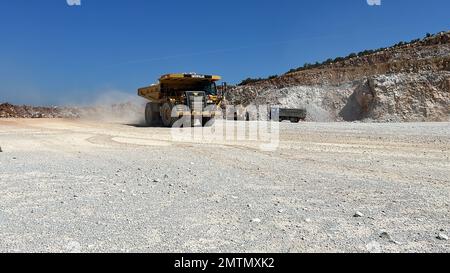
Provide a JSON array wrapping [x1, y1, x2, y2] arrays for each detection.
[[271, 107, 307, 123]]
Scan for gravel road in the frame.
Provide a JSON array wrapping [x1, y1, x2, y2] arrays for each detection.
[[0, 119, 449, 253]]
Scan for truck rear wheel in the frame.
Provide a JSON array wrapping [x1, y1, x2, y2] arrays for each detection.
[[160, 102, 178, 127], [145, 103, 161, 127]]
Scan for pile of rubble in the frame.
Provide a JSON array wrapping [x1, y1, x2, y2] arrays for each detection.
[[0, 103, 80, 118], [0, 102, 144, 124]]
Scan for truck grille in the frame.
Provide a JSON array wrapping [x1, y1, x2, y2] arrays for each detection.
[[185, 91, 206, 112]]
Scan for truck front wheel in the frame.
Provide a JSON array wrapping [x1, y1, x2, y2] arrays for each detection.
[[160, 102, 178, 127]]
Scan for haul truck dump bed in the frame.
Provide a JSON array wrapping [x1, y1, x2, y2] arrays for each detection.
[[138, 73, 223, 127]]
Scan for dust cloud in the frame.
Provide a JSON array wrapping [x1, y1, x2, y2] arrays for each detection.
[[75, 91, 147, 125]]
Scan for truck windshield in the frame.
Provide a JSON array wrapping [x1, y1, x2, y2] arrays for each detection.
[[197, 82, 217, 95], [164, 81, 218, 95]]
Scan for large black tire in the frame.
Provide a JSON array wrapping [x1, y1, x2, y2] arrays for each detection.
[[202, 117, 215, 127], [145, 103, 161, 127], [160, 102, 178, 127]]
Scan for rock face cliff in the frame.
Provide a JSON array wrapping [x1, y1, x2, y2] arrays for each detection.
[[354, 72, 449, 122], [227, 31, 450, 122]]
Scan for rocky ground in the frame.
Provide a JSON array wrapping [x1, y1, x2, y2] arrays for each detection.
[[0, 119, 449, 253], [0, 31, 449, 253]]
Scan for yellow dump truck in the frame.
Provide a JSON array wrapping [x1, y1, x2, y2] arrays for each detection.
[[138, 73, 224, 127]]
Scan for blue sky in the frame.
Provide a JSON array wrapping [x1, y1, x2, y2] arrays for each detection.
[[0, 0, 449, 105]]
